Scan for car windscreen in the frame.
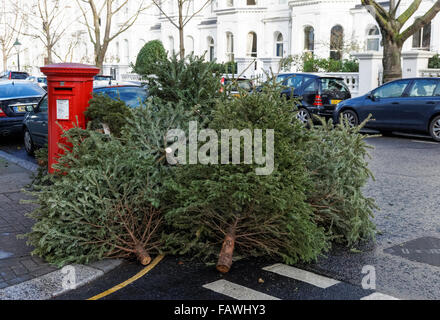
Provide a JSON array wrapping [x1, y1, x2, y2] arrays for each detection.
[[224, 79, 252, 91], [94, 86, 148, 108], [95, 76, 112, 81], [0, 83, 46, 99], [320, 78, 349, 93], [11, 73, 29, 80]]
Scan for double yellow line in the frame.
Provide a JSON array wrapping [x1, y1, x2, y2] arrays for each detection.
[[88, 255, 165, 300]]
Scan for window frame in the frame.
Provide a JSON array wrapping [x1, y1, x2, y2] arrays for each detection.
[[372, 79, 412, 100], [407, 79, 440, 98]]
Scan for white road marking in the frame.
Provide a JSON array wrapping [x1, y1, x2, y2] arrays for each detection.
[[263, 264, 340, 289], [203, 280, 280, 300], [361, 292, 399, 300]]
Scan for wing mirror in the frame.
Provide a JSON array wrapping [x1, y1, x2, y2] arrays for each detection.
[[367, 92, 377, 101]]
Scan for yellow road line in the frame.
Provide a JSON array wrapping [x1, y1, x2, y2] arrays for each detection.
[[88, 255, 165, 300]]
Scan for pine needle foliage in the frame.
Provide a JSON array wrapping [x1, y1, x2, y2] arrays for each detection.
[[303, 118, 378, 245], [84, 94, 133, 137], [25, 127, 164, 267], [163, 80, 329, 264], [143, 53, 223, 123]]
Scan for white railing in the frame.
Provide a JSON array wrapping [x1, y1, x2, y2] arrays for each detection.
[[419, 69, 440, 77], [121, 73, 142, 81]]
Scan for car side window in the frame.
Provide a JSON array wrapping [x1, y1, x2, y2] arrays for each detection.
[[373, 80, 411, 99], [303, 79, 318, 94], [286, 75, 304, 89], [409, 79, 439, 97], [39, 97, 48, 112]]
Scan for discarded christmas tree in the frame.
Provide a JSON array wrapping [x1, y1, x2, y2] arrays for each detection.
[[163, 80, 329, 271]]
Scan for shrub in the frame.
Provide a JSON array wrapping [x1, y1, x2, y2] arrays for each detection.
[[429, 54, 440, 69], [296, 53, 359, 73], [341, 58, 359, 72], [133, 40, 167, 77], [84, 94, 133, 137], [211, 61, 238, 74]]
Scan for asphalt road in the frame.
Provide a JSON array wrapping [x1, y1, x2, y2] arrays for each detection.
[[1, 131, 439, 300]]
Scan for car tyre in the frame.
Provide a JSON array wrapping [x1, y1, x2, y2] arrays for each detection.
[[297, 108, 311, 125], [429, 115, 440, 142], [24, 128, 35, 156], [340, 109, 359, 127]]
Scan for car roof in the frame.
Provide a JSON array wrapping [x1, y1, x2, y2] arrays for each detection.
[[392, 77, 440, 81], [93, 82, 143, 89], [0, 80, 37, 86], [277, 73, 344, 80]]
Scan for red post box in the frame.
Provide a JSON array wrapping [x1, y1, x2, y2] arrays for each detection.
[[40, 63, 99, 173]]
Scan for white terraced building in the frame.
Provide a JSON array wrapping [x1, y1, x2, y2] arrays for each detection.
[[2, 0, 440, 93]]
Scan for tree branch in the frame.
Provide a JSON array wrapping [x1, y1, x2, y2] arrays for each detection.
[[397, 0, 422, 26], [400, 0, 440, 42], [151, 0, 179, 29], [361, 0, 394, 35]]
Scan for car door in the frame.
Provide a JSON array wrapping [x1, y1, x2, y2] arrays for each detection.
[[397, 79, 440, 131], [364, 79, 412, 129], [300, 78, 319, 107], [27, 96, 48, 147]]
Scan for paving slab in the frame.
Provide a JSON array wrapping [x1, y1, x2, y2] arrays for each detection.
[[0, 153, 122, 299]]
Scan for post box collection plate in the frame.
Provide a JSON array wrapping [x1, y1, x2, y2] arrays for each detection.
[[56, 99, 70, 120]]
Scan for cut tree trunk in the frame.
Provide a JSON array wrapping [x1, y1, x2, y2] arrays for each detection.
[[135, 243, 151, 266], [216, 226, 236, 273], [382, 37, 403, 83]]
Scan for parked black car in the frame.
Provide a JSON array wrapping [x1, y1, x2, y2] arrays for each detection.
[[276, 73, 351, 123], [334, 78, 440, 142], [23, 84, 148, 154], [0, 71, 30, 80], [0, 81, 45, 136]]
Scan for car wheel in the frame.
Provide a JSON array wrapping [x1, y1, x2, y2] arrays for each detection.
[[24, 128, 35, 156], [429, 115, 440, 142], [340, 109, 359, 127], [296, 108, 311, 125]]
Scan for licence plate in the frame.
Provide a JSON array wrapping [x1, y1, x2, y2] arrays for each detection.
[[13, 106, 27, 113], [331, 99, 342, 105]]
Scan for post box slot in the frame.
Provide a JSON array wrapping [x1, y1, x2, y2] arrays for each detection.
[[54, 87, 73, 91]]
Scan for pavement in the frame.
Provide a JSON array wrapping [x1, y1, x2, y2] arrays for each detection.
[[0, 156, 56, 289], [0, 138, 122, 300]]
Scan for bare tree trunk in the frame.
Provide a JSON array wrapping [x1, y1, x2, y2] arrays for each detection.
[[95, 45, 104, 71], [178, 1, 185, 59], [3, 55, 7, 71], [383, 37, 403, 83], [46, 45, 53, 65]]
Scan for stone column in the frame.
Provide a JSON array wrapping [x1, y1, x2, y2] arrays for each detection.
[[235, 57, 256, 78], [352, 52, 383, 96], [402, 50, 436, 78]]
